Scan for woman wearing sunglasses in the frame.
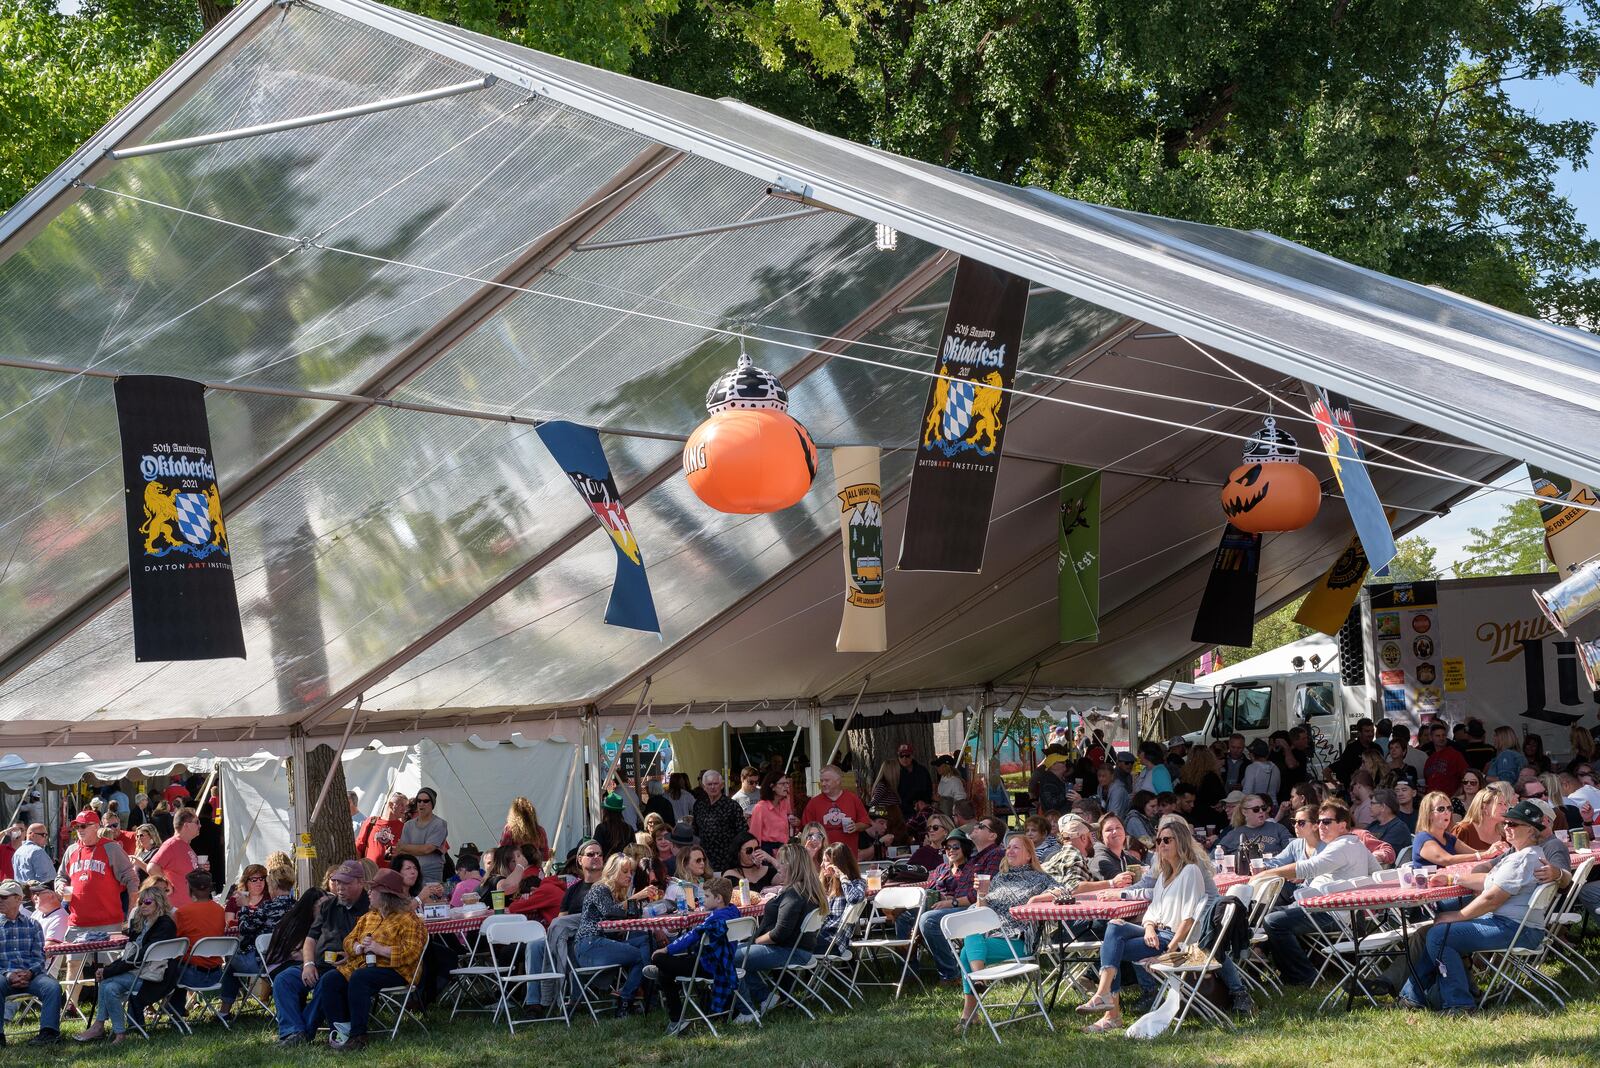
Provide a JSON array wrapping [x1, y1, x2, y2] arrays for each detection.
[[1412, 791, 1505, 868], [75, 885, 178, 1044], [1077, 816, 1251, 1031]]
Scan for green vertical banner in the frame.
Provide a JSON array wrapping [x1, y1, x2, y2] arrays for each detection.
[[1057, 465, 1101, 642]]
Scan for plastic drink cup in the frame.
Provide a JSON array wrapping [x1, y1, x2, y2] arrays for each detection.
[[867, 873, 882, 893], [491, 891, 506, 913], [683, 883, 696, 911]]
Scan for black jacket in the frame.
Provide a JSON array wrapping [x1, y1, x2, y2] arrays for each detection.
[[308, 890, 370, 968], [898, 762, 934, 808], [756, 887, 819, 952]]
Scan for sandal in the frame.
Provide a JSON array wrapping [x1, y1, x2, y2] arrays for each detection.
[[1083, 1017, 1124, 1034], [1075, 994, 1116, 1015]]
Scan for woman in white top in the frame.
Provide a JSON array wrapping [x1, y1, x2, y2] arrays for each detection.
[[1076, 816, 1219, 1032]]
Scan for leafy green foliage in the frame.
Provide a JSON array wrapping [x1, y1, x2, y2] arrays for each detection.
[[1379, 535, 1443, 583], [1220, 595, 1314, 663], [1452, 496, 1554, 575]]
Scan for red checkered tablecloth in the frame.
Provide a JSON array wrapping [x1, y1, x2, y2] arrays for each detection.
[[1010, 897, 1148, 923], [1299, 883, 1464, 911], [599, 901, 766, 935], [45, 935, 127, 958], [426, 913, 490, 936], [1215, 872, 1251, 890]]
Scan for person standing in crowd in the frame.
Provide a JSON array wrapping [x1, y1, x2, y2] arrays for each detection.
[[693, 771, 747, 873], [397, 787, 449, 886], [1488, 726, 1527, 785], [56, 809, 140, 1017], [749, 773, 795, 854], [1222, 733, 1250, 791], [594, 792, 635, 857], [665, 773, 698, 824], [1424, 721, 1469, 796], [347, 792, 364, 833], [1459, 719, 1497, 771], [935, 759, 968, 816], [131, 825, 162, 876], [129, 793, 153, 830], [801, 765, 871, 852], [0, 879, 62, 1045], [1178, 745, 1227, 818], [147, 808, 202, 908], [309, 868, 425, 1052], [642, 780, 676, 827], [1095, 760, 1132, 822], [12, 824, 54, 887], [1240, 740, 1282, 806], [355, 792, 408, 867], [1135, 742, 1173, 796], [274, 861, 369, 1046], [500, 797, 549, 865], [896, 745, 934, 810], [732, 767, 763, 815], [73, 885, 178, 1045]]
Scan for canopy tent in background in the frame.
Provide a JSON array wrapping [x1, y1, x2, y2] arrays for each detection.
[[0, 0, 1594, 765], [221, 736, 585, 880], [1195, 634, 1339, 686], [0, 752, 216, 792]]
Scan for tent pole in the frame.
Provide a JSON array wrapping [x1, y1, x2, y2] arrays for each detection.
[[309, 695, 362, 824], [806, 707, 825, 796], [4, 769, 42, 831], [547, 743, 582, 870], [288, 729, 311, 893], [597, 679, 651, 808], [824, 676, 871, 767], [781, 718, 805, 777]]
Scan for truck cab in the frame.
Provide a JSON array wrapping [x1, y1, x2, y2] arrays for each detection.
[[1205, 672, 1347, 746]]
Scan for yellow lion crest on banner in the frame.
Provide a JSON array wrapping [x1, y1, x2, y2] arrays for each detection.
[[140, 482, 184, 554], [922, 365, 951, 447], [968, 370, 1005, 452]]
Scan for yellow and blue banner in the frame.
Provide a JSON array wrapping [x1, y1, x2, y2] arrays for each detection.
[[1303, 385, 1396, 573], [535, 420, 659, 635]]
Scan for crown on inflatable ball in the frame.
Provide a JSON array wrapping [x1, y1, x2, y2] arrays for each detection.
[[1241, 416, 1299, 463], [706, 353, 790, 413]]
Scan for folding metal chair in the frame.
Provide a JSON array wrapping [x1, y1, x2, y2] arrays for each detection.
[[850, 885, 926, 997], [762, 911, 826, 1020], [224, 932, 277, 1020], [1238, 876, 1283, 997], [1144, 895, 1247, 1034], [940, 906, 1052, 1045], [675, 915, 761, 1037], [123, 937, 192, 1040], [1544, 857, 1600, 986], [1476, 882, 1563, 1009], [448, 914, 528, 1018], [368, 960, 430, 1039], [491, 922, 568, 1032], [3, 990, 41, 1036], [173, 935, 239, 1032], [548, 914, 625, 1023], [810, 898, 870, 1007]]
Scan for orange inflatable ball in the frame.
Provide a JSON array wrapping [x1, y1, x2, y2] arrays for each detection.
[[683, 353, 818, 514], [1220, 417, 1321, 533]]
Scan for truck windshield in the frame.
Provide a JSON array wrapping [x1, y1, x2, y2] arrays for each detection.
[[1296, 682, 1336, 719], [1219, 684, 1272, 735]]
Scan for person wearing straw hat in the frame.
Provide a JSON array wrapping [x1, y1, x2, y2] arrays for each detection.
[[1399, 800, 1551, 1012]]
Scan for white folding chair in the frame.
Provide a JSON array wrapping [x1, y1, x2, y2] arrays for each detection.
[[939, 907, 1052, 1045], [850, 885, 926, 998], [810, 897, 870, 1007], [368, 959, 430, 1040], [1544, 857, 1600, 985], [174, 935, 239, 1032], [1144, 894, 1247, 1033], [760, 911, 826, 1020], [448, 914, 528, 1018], [123, 938, 192, 1040], [549, 914, 627, 1022], [1239, 876, 1283, 996], [1476, 882, 1563, 1009], [676, 915, 761, 1037], [492, 922, 568, 1032]]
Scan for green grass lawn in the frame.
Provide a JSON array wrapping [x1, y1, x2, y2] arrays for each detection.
[[17, 968, 1600, 1067]]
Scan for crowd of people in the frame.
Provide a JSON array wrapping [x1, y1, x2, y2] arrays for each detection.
[[3, 719, 1598, 1047]]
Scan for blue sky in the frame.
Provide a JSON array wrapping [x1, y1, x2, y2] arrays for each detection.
[[1410, 73, 1598, 571]]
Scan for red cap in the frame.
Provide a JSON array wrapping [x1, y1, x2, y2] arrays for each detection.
[[897, 744, 914, 757], [73, 810, 101, 827]]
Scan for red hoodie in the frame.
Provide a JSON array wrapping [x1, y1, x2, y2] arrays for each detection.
[[507, 877, 566, 927]]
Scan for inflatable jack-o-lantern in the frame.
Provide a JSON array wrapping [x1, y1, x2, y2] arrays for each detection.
[[1220, 417, 1321, 533], [683, 353, 818, 513]]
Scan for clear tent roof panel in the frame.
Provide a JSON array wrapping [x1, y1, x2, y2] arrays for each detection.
[[0, 408, 675, 727]]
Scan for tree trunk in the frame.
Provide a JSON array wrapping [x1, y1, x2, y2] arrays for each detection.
[[294, 743, 355, 886], [198, 1, 236, 30]]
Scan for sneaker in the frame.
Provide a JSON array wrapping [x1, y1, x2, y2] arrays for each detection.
[[333, 1035, 368, 1053], [760, 991, 780, 1013], [277, 1033, 307, 1047], [665, 1020, 690, 1038], [26, 1030, 61, 1046], [732, 1012, 759, 1025], [1230, 992, 1256, 1016], [642, 965, 660, 982]]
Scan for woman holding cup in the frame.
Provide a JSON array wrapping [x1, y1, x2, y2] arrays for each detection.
[[955, 835, 1054, 1031]]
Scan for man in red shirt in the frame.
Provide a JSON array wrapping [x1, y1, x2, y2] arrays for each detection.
[[354, 791, 409, 865], [1422, 720, 1468, 796], [55, 810, 140, 1014], [172, 869, 227, 1015], [98, 813, 138, 858], [162, 779, 192, 808], [800, 765, 870, 847], [148, 808, 203, 907]]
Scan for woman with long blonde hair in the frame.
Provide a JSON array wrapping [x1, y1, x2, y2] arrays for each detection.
[[75, 885, 177, 1044], [1177, 746, 1226, 815], [500, 796, 549, 864], [1452, 786, 1508, 851], [734, 843, 826, 1020], [1412, 790, 1499, 866], [576, 854, 655, 1016]]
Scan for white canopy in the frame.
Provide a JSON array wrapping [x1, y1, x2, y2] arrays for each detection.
[[0, 0, 1585, 759]]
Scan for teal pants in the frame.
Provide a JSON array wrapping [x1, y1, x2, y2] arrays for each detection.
[[957, 934, 1027, 993]]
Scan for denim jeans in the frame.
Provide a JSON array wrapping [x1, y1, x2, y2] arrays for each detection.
[[8, 973, 63, 1031], [1098, 920, 1171, 993], [897, 906, 963, 980], [94, 971, 140, 1034], [1400, 914, 1536, 1010], [312, 966, 405, 1039], [219, 948, 263, 1004], [1264, 904, 1341, 986], [577, 937, 648, 1000], [736, 943, 811, 1006], [272, 963, 322, 1038], [518, 936, 549, 1006]]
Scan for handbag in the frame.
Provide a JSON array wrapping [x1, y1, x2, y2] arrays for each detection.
[[883, 861, 928, 885]]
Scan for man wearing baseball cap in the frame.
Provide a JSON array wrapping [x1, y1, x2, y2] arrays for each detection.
[[0, 878, 62, 1044], [273, 860, 368, 1046], [54, 809, 139, 1017], [1400, 799, 1551, 1012], [896, 744, 933, 810]]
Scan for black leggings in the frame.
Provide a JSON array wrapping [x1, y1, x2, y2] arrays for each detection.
[[650, 949, 700, 1020]]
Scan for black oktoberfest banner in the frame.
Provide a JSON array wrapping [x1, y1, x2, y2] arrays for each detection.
[[898, 257, 1030, 573], [1190, 523, 1262, 648], [115, 375, 245, 662]]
